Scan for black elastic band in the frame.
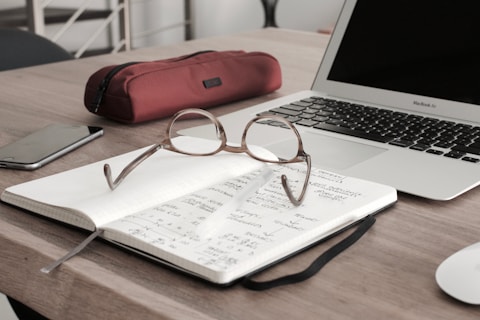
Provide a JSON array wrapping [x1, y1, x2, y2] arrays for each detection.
[[242, 215, 376, 291]]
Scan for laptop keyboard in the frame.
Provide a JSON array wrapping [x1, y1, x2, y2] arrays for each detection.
[[261, 96, 480, 163]]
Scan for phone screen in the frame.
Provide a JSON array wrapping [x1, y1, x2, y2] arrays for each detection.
[[0, 124, 103, 170]]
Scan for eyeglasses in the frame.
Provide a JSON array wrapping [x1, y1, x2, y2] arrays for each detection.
[[104, 108, 312, 206]]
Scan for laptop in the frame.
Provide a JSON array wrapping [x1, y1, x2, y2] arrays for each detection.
[[182, 0, 480, 200]]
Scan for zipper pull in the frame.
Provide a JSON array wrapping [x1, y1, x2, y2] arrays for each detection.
[[90, 61, 140, 113], [91, 78, 108, 113]]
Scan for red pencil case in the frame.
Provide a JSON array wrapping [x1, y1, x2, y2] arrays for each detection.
[[83, 50, 282, 124]]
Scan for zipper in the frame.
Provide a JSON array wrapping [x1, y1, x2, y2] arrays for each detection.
[[90, 50, 216, 113], [91, 61, 140, 113]]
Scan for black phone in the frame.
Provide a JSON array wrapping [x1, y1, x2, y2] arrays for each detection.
[[0, 124, 103, 170]]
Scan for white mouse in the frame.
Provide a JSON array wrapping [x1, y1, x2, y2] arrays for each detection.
[[436, 242, 480, 305]]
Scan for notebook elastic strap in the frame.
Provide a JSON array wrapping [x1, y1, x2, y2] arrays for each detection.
[[242, 214, 376, 291]]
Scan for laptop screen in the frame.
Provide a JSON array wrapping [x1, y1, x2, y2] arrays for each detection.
[[327, 0, 480, 105]]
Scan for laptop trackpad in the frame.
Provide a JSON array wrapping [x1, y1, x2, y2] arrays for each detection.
[[267, 132, 387, 170]]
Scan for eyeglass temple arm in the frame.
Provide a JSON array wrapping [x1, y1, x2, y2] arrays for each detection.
[[104, 144, 164, 190], [281, 153, 312, 206]]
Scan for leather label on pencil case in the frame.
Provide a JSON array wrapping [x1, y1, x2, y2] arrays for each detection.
[[203, 77, 222, 89]]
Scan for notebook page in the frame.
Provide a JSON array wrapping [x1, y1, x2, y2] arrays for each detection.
[[1, 137, 269, 230], [102, 166, 397, 283]]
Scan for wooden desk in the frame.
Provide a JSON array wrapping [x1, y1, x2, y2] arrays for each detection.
[[1, 28, 479, 319]]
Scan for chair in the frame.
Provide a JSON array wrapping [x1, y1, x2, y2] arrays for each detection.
[[0, 27, 72, 71]]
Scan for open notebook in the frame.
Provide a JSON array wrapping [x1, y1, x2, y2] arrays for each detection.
[[1, 137, 396, 285], [183, 0, 480, 201]]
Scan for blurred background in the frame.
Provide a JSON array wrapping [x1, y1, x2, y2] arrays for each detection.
[[0, 0, 343, 57]]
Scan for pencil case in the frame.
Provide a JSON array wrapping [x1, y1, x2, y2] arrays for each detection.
[[83, 50, 282, 124]]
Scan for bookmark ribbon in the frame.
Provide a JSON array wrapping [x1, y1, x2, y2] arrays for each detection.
[[242, 215, 376, 290], [41, 229, 104, 274]]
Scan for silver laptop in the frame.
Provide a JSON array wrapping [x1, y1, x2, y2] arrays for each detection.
[[183, 0, 480, 200]]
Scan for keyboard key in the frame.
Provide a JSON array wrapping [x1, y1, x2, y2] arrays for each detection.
[[271, 107, 302, 117], [444, 151, 466, 159], [434, 141, 455, 149], [410, 144, 430, 151], [315, 110, 333, 117], [313, 123, 393, 143], [296, 119, 319, 127], [452, 145, 480, 155], [312, 116, 329, 122], [291, 101, 313, 108], [280, 104, 306, 112], [468, 142, 480, 149], [326, 119, 346, 126], [299, 113, 316, 119], [389, 139, 415, 147], [462, 156, 480, 163], [427, 149, 444, 155]]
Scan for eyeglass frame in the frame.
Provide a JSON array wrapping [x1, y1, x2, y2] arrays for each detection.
[[104, 108, 312, 206]]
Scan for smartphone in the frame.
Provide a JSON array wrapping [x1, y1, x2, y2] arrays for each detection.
[[0, 124, 103, 170]]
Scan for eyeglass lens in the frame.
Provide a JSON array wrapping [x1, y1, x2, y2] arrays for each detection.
[[168, 111, 223, 155], [168, 110, 309, 204]]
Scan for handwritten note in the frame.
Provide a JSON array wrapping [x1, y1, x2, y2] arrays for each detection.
[[102, 163, 388, 282]]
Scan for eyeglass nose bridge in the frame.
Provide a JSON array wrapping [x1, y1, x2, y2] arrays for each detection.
[[223, 141, 273, 163], [222, 143, 249, 154]]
